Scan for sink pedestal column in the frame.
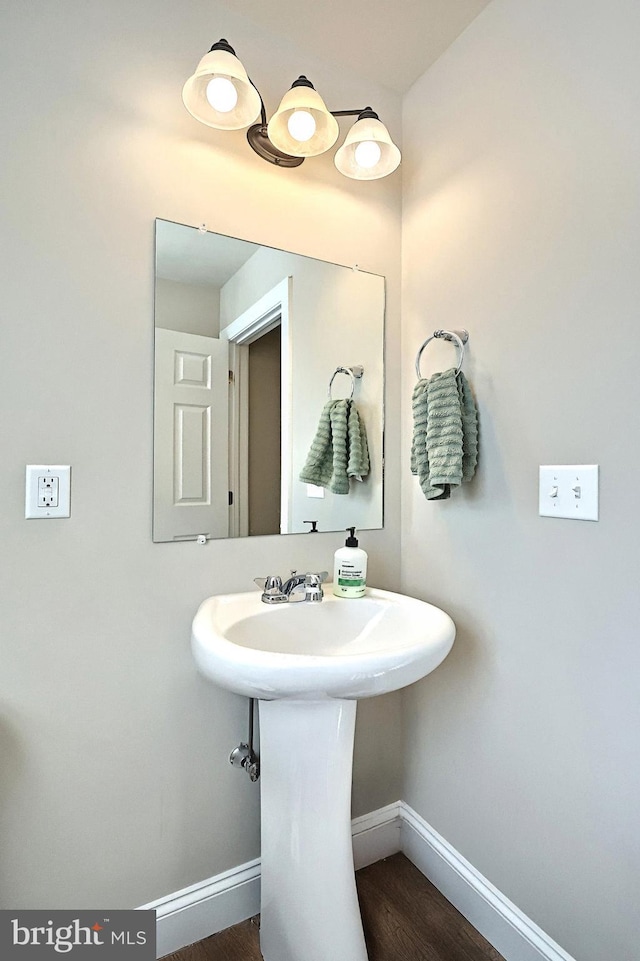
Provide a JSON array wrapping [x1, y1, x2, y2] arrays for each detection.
[[258, 697, 368, 961]]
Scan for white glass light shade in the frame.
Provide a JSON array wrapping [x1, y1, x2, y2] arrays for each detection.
[[267, 82, 339, 157], [182, 47, 261, 130], [334, 116, 401, 180]]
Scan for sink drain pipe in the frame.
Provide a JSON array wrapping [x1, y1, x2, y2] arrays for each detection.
[[229, 697, 260, 781]]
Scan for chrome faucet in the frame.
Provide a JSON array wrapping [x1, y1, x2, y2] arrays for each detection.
[[255, 571, 328, 604], [282, 571, 308, 596]]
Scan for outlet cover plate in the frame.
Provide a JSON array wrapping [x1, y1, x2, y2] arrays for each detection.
[[25, 465, 71, 519]]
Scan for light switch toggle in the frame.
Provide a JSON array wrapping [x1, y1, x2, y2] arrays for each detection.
[[572, 485, 581, 498], [550, 486, 559, 498]]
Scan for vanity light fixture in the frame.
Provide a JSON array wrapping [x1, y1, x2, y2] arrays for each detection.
[[182, 39, 401, 180]]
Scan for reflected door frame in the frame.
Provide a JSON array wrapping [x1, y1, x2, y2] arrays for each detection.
[[220, 278, 292, 536]]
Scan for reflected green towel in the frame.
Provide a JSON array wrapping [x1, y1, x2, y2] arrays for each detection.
[[411, 368, 478, 500], [300, 399, 370, 494], [346, 400, 370, 483]]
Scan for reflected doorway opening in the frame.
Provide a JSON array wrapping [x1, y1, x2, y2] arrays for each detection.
[[221, 277, 292, 537], [248, 326, 281, 535]]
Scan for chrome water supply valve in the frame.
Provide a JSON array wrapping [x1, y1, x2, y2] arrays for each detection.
[[229, 742, 260, 782]]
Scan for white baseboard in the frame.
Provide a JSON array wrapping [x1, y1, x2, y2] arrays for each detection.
[[140, 858, 260, 959], [143, 800, 575, 961], [352, 800, 403, 869], [399, 802, 577, 961]]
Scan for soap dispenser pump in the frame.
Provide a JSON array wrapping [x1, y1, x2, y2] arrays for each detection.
[[332, 527, 368, 598]]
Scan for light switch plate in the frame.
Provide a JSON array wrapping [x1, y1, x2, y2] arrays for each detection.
[[25, 465, 71, 518], [539, 465, 598, 521]]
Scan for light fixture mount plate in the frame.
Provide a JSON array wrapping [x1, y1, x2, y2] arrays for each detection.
[[247, 124, 304, 167]]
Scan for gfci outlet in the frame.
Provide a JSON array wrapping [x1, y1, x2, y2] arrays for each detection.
[[25, 465, 71, 518]]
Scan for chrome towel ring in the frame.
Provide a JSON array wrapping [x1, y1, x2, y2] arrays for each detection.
[[415, 329, 469, 379], [328, 365, 364, 399]]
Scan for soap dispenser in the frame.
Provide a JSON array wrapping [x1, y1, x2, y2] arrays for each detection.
[[332, 527, 368, 598]]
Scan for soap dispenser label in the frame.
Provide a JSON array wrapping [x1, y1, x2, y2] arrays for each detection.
[[336, 560, 365, 594], [337, 561, 364, 584]]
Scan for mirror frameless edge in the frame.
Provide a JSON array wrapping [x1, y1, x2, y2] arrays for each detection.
[[152, 218, 385, 542]]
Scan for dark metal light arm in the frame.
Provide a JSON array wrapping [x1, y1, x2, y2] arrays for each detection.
[[247, 77, 268, 126], [330, 109, 367, 118], [245, 77, 304, 167]]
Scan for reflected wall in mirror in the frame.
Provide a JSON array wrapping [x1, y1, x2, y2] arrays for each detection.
[[153, 219, 385, 541]]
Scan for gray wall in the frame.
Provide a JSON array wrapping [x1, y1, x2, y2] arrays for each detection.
[[401, 2, 640, 959], [0, 0, 402, 908], [155, 278, 220, 337]]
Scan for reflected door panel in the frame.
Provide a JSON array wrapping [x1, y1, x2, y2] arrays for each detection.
[[154, 328, 229, 540]]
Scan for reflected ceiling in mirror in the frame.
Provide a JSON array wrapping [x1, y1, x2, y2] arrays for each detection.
[[153, 219, 385, 542]]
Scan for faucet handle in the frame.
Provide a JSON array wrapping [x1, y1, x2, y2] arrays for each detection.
[[254, 575, 284, 590], [306, 571, 328, 584], [304, 571, 328, 602], [264, 575, 284, 592], [256, 575, 288, 604]]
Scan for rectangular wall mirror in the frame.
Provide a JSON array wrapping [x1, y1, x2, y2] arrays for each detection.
[[153, 219, 385, 541]]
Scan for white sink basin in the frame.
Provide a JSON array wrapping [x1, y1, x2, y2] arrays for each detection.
[[191, 585, 455, 961], [191, 586, 455, 700]]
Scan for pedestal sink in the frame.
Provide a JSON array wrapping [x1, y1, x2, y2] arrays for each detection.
[[191, 586, 455, 961]]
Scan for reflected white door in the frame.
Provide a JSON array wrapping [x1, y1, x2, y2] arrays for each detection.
[[154, 328, 229, 541]]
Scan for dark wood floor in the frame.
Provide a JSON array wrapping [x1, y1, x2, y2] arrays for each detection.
[[162, 853, 504, 961]]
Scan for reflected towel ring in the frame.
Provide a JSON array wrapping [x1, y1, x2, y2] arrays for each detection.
[[415, 329, 469, 379], [328, 365, 364, 399]]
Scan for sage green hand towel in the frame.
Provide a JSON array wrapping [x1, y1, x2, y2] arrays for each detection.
[[346, 401, 370, 483], [411, 368, 478, 500], [300, 399, 370, 494]]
